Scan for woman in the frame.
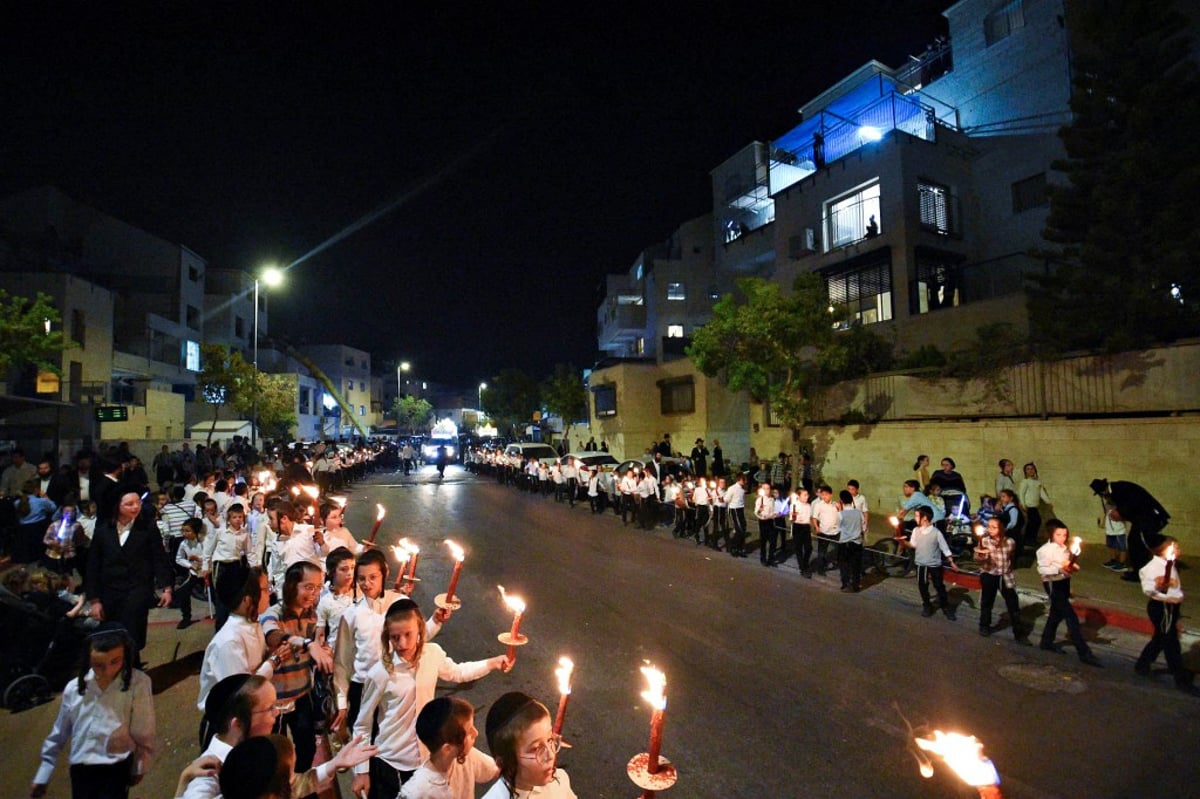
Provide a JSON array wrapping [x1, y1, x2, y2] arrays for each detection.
[[912, 454, 931, 489], [711, 439, 726, 478], [930, 457, 969, 516], [1018, 462, 1051, 548], [84, 492, 174, 656]]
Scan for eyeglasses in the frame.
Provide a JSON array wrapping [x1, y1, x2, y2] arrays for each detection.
[[518, 735, 563, 763]]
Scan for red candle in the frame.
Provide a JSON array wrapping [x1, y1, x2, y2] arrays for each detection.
[[640, 665, 667, 774], [1162, 543, 1178, 591], [367, 504, 386, 545], [498, 586, 526, 663], [444, 540, 465, 602], [390, 545, 410, 591], [406, 547, 420, 581], [553, 657, 573, 736]]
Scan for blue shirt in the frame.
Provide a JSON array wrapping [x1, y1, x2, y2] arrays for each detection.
[[838, 507, 865, 543], [902, 491, 944, 523], [17, 495, 57, 525]]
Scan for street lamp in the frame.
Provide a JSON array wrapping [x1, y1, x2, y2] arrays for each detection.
[[478, 382, 487, 412], [252, 265, 284, 449]]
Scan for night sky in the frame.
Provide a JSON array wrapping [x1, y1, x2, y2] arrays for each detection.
[[2, 2, 951, 387]]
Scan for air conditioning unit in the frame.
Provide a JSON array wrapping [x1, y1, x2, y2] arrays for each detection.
[[788, 227, 819, 259]]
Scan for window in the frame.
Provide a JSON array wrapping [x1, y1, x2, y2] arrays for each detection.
[[918, 181, 953, 235], [186, 304, 201, 330], [667, 324, 684, 338], [667, 282, 686, 301], [826, 257, 893, 327], [825, 180, 881, 251], [359, 405, 366, 416], [985, 0, 1024, 46], [71, 309, 86, 349], [345, 356, 356, 366], [659, 379, 695, 415], [360, 381, 366, 391], [635, 337, 645, 355], [235, 316, 246, 338], [594, 385, 617, 417], [347, 380, 354, 394], [299, 387, 311, 415], [1012, 173, 1047, 213], [911, 249, 965, 314], [188, 266, 200, 282]]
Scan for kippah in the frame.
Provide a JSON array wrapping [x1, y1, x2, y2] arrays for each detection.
[[205, 673, 251, 723], [219, 736, 276, 799], [386, 597, 419, 616], [415, 696, 453, 749], [215, 561, 253, 608], [486, 691, 536, 745]]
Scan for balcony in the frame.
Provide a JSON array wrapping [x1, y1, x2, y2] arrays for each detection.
[[597, 302, 647, 352]]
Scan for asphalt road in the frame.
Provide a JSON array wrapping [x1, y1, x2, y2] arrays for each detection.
[[4, 464, 1198, 798]]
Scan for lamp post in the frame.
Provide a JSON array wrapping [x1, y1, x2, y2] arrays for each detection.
[[252, 266, 284, 449], [478, 382, 487, 413]]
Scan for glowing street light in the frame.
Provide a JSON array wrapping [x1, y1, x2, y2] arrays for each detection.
[[478, 382, 487, 412], [252, 265, 285, 449]]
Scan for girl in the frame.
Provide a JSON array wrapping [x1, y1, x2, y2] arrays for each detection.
[[350, 599, 510, 799], [43, 500, 82, 578], [317, 546, 357, 650], [319, 502, 360, 555], [31, 625, 157, 799], [912, 454, 931, 489], [481, 692, 576, 799], [1017, 462, 1051, 548], [400, 697, 498, 799]]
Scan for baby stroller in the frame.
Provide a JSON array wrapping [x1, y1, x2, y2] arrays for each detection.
[[0, 589, 86, 711]]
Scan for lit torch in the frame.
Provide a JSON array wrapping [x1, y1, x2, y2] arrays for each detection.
[[1068, 536, 1082, 568], [496, 585, 527, 663], [403, 541, 420, 584], [436, 540, 465, 610], [390, 544, 411, 592], [627, 662, 678, 796], [302, 484, 320, 501], [1162, 542, 1178, 593], [366, 504, 386, 545], [553, 656, 573, 737], [914, 730, 1002, 798]]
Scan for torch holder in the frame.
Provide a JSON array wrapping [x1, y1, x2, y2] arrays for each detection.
[[434, 593, 462, 611], [627, 753, 677, 792], [496, 632, 528, 647], [401, 575, 422, 585]]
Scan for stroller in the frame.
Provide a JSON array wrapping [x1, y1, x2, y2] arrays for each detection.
[[0, 588, 86, 711]]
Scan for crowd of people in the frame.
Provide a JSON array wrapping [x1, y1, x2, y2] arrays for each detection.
[[1, 433, 1192, 798], [1, 437, 576, 799]]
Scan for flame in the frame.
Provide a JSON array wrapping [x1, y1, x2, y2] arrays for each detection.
[[308, 505, 317, 519], [975, 524, 986, 538], [555, 656, 574, 695], [375, 504, 386, 522], [257, 470, 272, 483], [889, 515, 899, 527], [302, 485, 320, 499], [290, 486, 301, 496], [1070, 536, 1082, 557], [1166, 543, 1178, 562], [914, 731, 1000, 787], [445, 540, 465, 562], [331, 496, 347, 508], [497, 585, 525, 615], [640, 663, 667, 710], [390, 544, 410, 566], [919, 762, 934, 779]]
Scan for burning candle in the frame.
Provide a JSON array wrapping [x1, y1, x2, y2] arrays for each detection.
[[302, 485, 320, 500], [498, 585, 526, 662], [1068, 536, 1082, 567], [641, 664, 667, 774], [1162, 543, 1178, 592], [888, 515, 899, 528], [405, 542, 420, 582], [444, 540, 465, 602], [390, 545, 410, 591], [366, 504, 386, 545], [553, 656, 574, 736], [914, 730, 1001, 797]]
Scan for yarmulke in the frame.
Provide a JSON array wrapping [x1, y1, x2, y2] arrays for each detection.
[[215, 562, 253, 608], [415, 696, 453, 749], [219, 736, 276, 799], [386, 597, 419, 616], [204, 673, 251, 724], [486, 691, 536, 744]]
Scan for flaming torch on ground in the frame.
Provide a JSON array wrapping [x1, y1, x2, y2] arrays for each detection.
[[914, 730, 1002, 798]]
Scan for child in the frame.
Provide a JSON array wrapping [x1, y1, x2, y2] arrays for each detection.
[[350, 599, 510, 799], [897, 505, 956, 619], [1135, 537, 1195, 693], [400, 697, 499, 799], [975, 517, 1029, 643], [789, 487, 813, 577], [174, 518, 206, 629], [317, 546, 357, 650], [836, 488, 865, 592], [481, 692, 576, 799], [1036, 519, 1102, 666], [31, 625, 157, 799], [42, 501, 82, 578], [1102, 499, 1129, 572], [203, 502, 255, 631]]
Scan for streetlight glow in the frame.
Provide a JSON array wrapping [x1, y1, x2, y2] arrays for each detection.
[[262, 265, 284, 287], [253, 264, 285, 449]]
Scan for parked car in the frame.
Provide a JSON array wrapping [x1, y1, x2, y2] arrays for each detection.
[[615, 457, 691, 481], [505, 443, 560, 463], [557, 452, 620, 469]]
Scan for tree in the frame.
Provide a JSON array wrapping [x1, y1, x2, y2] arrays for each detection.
[[0, 290, 72, 375], [253, 372, 299, 443], [539, 363, 587, 446], [483, 368, 540, 440], [1032, 0, 1200, 353], [392, 395, 433, 434], [687, 273, 848, 433], [197, 344, 256, 444]]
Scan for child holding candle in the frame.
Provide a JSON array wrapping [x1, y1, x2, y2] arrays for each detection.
[[1036, 520, 1102, 666], [399, 697, 499, 799], [351, 599, 511, 799], [481, 691, 576, 799], [1135, 537, 1196, 694]]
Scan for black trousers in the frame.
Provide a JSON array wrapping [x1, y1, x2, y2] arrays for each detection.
[[1040, 578, 1090, 655], [839, 541, 863, 588], [99, 588, 153, 652], [979, 572, 1022, 635], [793, 523, 812, 571], [730, 508, 747, 554], [916, 564, 949, 608], [758, 519, 777, 564], [1136, 600, 1184, 676], [694, 505, 710, 542], [367, 756, 413, 799], [280, 691, 319, 773], [69, 757, 132, 799]]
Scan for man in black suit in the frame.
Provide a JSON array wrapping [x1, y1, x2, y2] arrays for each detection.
[[91, 456, 130, 524], [36, 457, 72, 506], [85, 490, 173, 655]]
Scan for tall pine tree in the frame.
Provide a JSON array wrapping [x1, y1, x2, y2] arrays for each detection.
[[1032, 0, 1200, 353]]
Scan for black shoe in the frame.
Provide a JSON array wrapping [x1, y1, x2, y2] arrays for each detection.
[[1015, 635, 1033, 646], [921, 605, 936, 618], [943, 608, 957, 621], [177, 619, 192, 630], [802, 570, 812, 579], [979, 626, 992, 637], [1135, 664, 1152, 677], [1040, 643, 1065, 654], [1080, 653, 1103, 668], [1120, 571, 1139, 582]]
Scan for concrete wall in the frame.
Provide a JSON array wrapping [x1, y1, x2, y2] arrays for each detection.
[[99, 387, 186, 441], [751, 416, 1200, 550]]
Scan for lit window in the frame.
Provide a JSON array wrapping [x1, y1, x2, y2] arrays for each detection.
[[636, 264, 643, 281], [635, 337, 645, 355], [985, 0, 1024, 46], [918, 181, 953, 235], [359, 405, 366, 416], [826, 258, 893, 327], [594, 385, 617, 417], [824, 180, 881, 251], [667, 282, 686, 301], [667, 325, 684, 338], [1012, 173, 1047, 213]]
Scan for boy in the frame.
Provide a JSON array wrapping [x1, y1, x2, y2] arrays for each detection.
[[174, 518, 205, 629], [1102, 499, 1129, 572], [401, 697, 499, 798], [836, 489, 865, 592], [1135, 537, 1196, 694], [896, 506, 956, 619]]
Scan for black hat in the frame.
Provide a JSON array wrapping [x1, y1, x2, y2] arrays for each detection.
[[204, 673, 251, 726], [486, 691, 536, 744], [219, 736, 277, 799], [1089, 478, 1109, 496]]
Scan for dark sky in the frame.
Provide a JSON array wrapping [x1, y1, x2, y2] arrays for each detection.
[[1, 2, 951, 387]]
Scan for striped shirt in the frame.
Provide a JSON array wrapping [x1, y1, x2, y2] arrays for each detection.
[[260, 604, 318, 701]]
